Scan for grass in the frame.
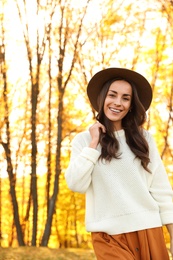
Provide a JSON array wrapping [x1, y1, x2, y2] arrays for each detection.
[[0, 247, 96, 260], [0, 246, 172, 259]]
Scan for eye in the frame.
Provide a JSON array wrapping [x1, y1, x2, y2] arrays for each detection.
[[123, 96, 131, 101], [108, 93, 115, 98]]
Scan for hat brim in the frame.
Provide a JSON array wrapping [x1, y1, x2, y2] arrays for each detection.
[[87, 68, 152, 111]]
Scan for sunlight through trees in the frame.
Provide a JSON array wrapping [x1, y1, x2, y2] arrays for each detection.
[[0, 0, 173, 248]]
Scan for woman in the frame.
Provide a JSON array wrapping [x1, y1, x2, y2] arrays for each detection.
[[65, 68, 173, 259]]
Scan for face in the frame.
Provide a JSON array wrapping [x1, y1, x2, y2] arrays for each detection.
[[103, 80, 132, 130]]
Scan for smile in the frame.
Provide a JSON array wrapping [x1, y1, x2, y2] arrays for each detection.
[[109, 107, 121, 113]]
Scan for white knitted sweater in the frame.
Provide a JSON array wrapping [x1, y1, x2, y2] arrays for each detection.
[[65, 129, 173, 235]]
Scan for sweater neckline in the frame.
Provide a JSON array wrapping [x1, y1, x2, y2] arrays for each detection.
[[114, 129, 125, 137]]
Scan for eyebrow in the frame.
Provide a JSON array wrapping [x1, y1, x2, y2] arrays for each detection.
[[108, 90, 132, 97]]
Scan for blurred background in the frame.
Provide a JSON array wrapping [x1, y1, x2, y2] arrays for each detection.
[[0, 0, 173, 252]]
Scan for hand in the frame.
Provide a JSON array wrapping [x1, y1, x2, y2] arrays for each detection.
[[170, 237, 173, 258], [166, 224, 173, 258], [89, 122, 106, 148]]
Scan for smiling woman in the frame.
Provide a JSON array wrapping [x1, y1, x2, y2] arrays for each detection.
[[103, 80, 132, 130], [65, 67, 173, 260]]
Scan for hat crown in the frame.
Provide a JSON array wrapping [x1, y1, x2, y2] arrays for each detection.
[[87, 68, 152, 112]]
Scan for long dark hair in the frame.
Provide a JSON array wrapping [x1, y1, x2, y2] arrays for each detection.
[[96, 78, 151, 173]]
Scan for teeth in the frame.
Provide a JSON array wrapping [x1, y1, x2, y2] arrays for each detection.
[[110, 108, 121, 113]]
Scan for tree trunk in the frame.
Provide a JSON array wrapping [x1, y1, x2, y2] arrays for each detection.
[[31, 82, 39, 246], [40, 94, 63, 246], [0, 29, 25, 245]]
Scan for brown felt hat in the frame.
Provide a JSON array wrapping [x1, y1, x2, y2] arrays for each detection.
[[87, 68, 152, 111]]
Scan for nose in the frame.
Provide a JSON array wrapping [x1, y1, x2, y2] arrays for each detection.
[[114, 97, 121, 106]]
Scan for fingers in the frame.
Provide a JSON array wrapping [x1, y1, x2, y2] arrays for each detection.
[[89, 122, 106, 139], [93, 121, 106, 133], [98, 121, 106, 133], [89, 122, 106, 148]]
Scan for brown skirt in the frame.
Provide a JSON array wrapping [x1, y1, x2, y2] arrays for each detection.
[[91, 227, 169, 260]]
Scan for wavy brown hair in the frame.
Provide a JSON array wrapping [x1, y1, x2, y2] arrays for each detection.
[[96, 78, 151, 173]]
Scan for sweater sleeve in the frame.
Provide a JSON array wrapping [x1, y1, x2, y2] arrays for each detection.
[[65, 132, 100, 193], [147, 133, 173, 225]]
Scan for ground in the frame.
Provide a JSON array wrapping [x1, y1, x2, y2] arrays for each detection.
[[0, 246, 172, 259], [0, 247, 96, 260]]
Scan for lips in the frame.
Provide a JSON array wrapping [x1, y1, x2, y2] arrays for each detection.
[[109, 107, 121, 113]]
